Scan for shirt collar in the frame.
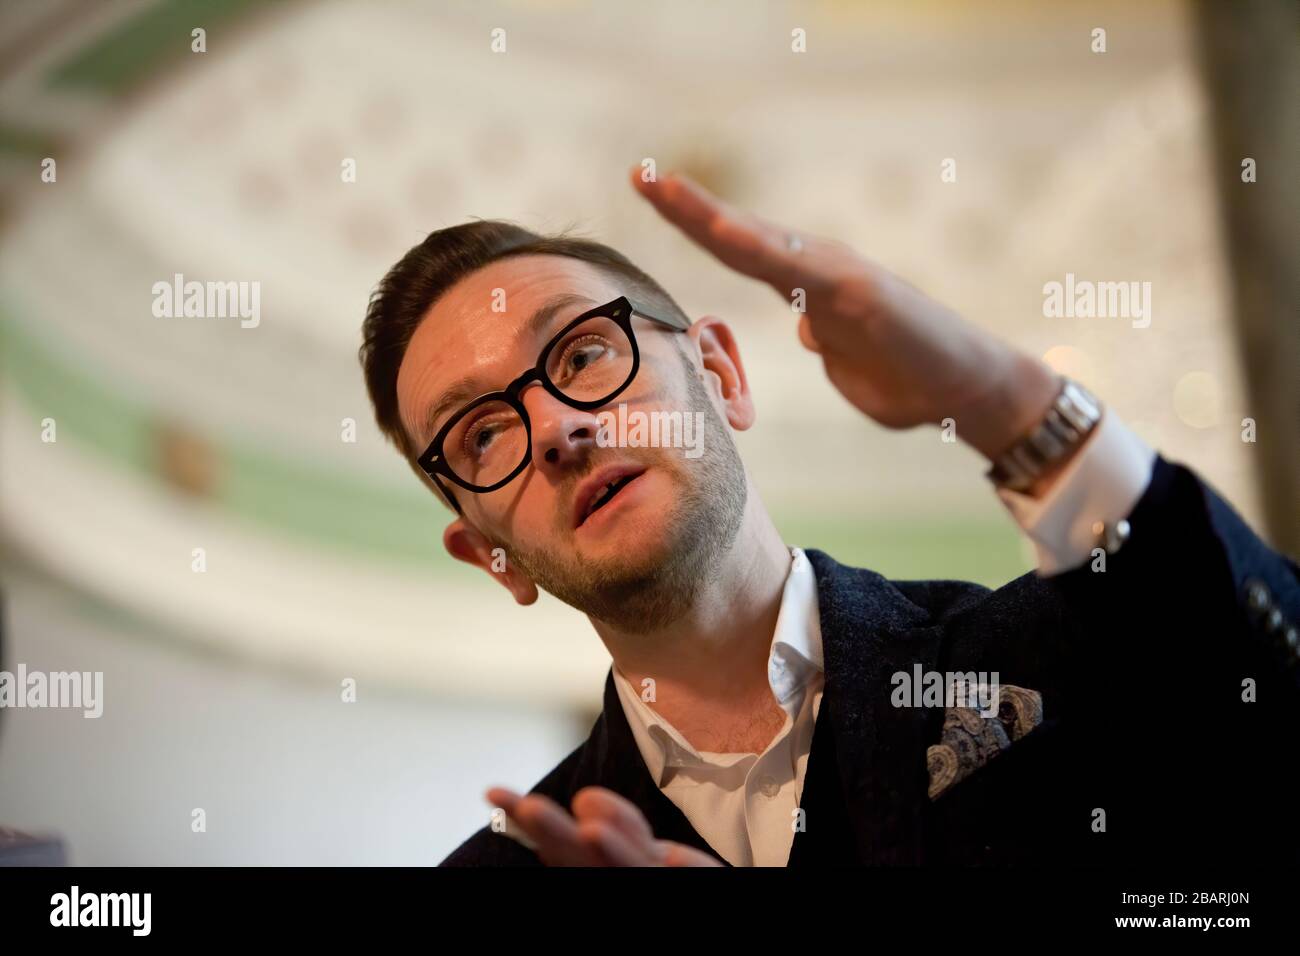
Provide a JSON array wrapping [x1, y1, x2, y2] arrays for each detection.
[[612, 547, 824, 787], [769, 546, 824, 700]]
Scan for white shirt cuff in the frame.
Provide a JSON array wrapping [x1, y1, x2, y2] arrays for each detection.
[[995, 411, 1157, 575]]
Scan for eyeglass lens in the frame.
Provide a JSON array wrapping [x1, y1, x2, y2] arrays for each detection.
[[441, 313, 634, 486]]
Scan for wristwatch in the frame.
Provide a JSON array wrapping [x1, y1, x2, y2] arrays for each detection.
[[987, 378, 1102, 492]]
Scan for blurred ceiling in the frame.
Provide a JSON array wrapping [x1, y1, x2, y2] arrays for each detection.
[[0, 0, 1261, 705]]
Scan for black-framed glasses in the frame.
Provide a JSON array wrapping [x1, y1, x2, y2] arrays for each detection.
[[416, 295, 690, 514]]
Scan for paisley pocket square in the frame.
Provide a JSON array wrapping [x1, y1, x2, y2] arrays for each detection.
[[926, 684, 1043, 800]]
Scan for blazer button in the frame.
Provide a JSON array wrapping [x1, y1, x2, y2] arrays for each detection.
[[1265, 608, 1284, 634], [1245, 579, 1271, 614]]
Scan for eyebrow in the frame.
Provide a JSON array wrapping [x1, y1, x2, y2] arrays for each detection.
[[418, 292, 597, 445]]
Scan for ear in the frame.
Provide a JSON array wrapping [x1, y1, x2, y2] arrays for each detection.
[[443, 519, 539, 606], [686, 317, 755, 431]]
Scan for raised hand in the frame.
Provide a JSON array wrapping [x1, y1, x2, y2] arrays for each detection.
[[630, 168, 1060, 462]]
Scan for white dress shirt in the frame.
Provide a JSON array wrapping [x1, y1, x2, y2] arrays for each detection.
[[613, 546, 824, 867], [611, 411, 1156, 866]]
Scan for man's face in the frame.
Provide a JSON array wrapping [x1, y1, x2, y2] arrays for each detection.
[[395, 254, 747, 631]]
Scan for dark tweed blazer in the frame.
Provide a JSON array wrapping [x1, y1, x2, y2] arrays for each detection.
[[441, 455, 1300, 865]]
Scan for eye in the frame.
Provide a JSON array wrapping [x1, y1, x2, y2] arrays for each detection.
[[461, 411, 511, 458], [558, 333, 610, 377]]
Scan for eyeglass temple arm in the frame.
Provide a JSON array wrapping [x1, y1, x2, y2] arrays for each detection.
[[629, 304, 691, 332], [427, 463, 464, 515]]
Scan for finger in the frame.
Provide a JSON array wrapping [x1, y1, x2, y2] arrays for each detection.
[[485, 787, 540, 850], [660, 840, 725, 867], [509, 793, 601, 866], [571, 786, 656, 847], [576, 818, 664, 866], [632, 169, 813, 293], [486, 786, 522, 813]]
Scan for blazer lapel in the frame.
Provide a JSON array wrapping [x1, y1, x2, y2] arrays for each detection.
[[795, 548, 943, 864]]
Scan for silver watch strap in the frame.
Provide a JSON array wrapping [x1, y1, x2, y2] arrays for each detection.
[[987, 379, 1102, 492]]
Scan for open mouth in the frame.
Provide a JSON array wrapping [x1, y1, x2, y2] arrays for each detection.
[[576, 470, 646, 528]]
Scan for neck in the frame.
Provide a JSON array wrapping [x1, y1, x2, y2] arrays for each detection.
[[589, 481, 792, 740]]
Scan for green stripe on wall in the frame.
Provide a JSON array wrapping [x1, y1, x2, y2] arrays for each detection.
[[47, 0, 270, 95], [0, 308, 464, 572], [0, 123, 63, 159]]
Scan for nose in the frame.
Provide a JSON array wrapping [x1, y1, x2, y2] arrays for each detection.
[[522, 384, 602, 478]]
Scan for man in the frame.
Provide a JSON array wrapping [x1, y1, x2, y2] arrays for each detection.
[[359, 169, 1299, 866]]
